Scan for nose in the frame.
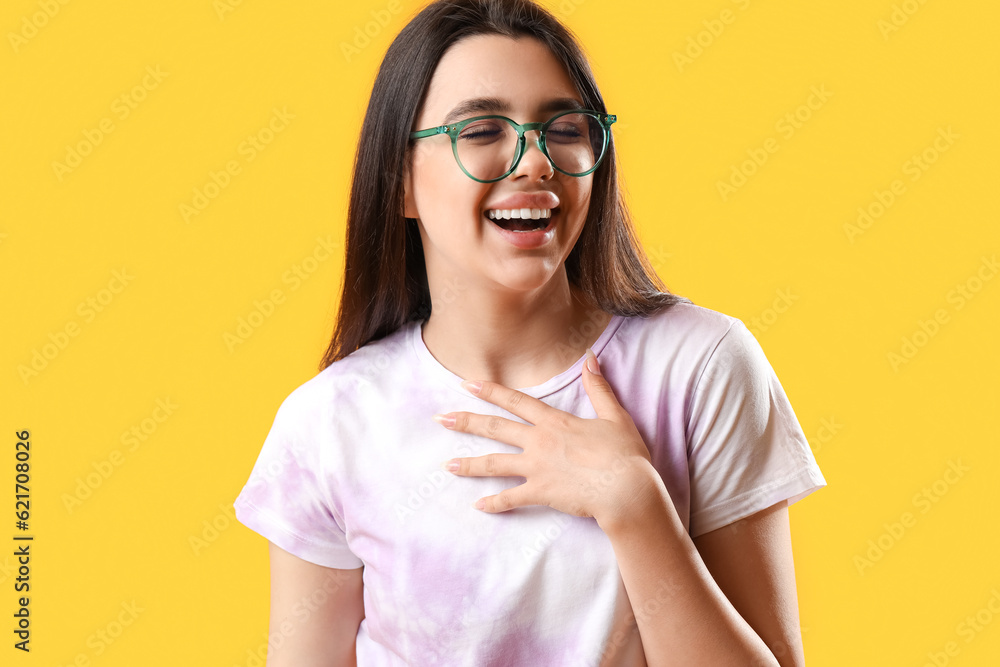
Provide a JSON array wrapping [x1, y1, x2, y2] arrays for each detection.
[[512, 129, 553, 181]]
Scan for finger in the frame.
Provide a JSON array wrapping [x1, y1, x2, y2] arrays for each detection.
[[474, 481, 535, 513], [582, 348, 627, 422], [443, 410, 533, 448], [446, 452, 524, 478], [461, 379, 554, 426]]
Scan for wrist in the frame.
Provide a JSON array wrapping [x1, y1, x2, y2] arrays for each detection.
[[594, 457, 668, 537]]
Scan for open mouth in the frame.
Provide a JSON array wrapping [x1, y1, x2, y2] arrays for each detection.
[[484, 207, 558, 232]]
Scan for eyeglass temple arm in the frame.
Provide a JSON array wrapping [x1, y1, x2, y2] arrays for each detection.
[[410, 126, 451, 139]]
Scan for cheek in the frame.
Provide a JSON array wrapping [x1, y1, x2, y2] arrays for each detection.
[[567, 178, 593, 222], [413, 154, 458, 216], [413, 166, 487, 230]]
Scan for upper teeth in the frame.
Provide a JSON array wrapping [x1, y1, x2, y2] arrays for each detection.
[[486, 208, 553, 220]]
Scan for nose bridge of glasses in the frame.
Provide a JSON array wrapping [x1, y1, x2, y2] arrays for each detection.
[[517, 122, 549, 161], [520, 121, 545, 143]]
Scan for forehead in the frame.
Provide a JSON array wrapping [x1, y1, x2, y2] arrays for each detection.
[[418, 33, 582, 124]]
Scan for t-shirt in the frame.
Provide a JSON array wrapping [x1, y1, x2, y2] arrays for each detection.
[[233, 301, 827, 666]]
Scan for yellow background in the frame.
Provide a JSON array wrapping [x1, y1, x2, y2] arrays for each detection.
[[2, 0, 998, 664]]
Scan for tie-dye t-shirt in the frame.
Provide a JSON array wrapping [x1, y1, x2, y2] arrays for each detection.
[[233, 301, 826, 666]]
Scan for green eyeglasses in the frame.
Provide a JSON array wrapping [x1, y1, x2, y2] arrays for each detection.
[[409, 109, 617, 183]]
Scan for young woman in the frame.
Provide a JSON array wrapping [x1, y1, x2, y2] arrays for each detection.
[[234, 1, 826, 665]]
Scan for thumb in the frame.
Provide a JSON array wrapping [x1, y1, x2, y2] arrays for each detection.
[[583, 348, 624, 421]]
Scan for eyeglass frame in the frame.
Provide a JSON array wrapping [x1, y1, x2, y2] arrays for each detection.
[[409, 109, 618, 183]]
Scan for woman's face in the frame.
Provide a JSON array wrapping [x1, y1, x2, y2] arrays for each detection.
[[404, 34, 594, 296]]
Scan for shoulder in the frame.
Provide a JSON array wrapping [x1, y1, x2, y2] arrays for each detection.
[[616, 301, 746, 357], [609, 302, 770, 416], [274, 321, 418, 422]]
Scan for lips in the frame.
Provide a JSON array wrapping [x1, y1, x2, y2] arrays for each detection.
[[484, 191, 561, 212], [487, 208, 558, 249], [483, 191, 560, 234]]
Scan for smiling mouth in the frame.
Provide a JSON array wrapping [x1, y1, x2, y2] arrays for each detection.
[[485, 208, 558, 232]]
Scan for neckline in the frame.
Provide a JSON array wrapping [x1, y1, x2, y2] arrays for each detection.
[[409, 312, 626, 399]]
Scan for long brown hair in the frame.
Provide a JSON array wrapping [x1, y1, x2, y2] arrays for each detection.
[[319, 0, 691, 371]]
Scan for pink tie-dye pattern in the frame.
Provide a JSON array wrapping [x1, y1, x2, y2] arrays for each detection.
[[233, 302, 826, 665]]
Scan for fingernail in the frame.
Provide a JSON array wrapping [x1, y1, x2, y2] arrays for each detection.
[[585, 348, 602, 376], [474, 498, 486, 510], [461, 380, 482, 394], [441, 459, 460, 473], [433, 413, 456, 427]]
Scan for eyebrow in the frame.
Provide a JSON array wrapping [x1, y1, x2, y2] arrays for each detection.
[[441, 96, 585, 125]]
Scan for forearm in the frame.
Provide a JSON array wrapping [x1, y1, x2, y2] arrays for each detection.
[[597, 463, 780, 667]]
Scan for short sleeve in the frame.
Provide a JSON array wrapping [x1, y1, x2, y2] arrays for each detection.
[[233, 391, 364, 569], [685, 319, 826, 537]]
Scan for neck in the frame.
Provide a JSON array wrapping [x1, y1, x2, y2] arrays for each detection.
[[419, 269, 612, 389]]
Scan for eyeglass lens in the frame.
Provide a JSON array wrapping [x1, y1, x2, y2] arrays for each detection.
[[455, 113, 606, 181]]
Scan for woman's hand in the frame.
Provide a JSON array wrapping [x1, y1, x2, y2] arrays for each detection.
[[433, 348, 663, 529]]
